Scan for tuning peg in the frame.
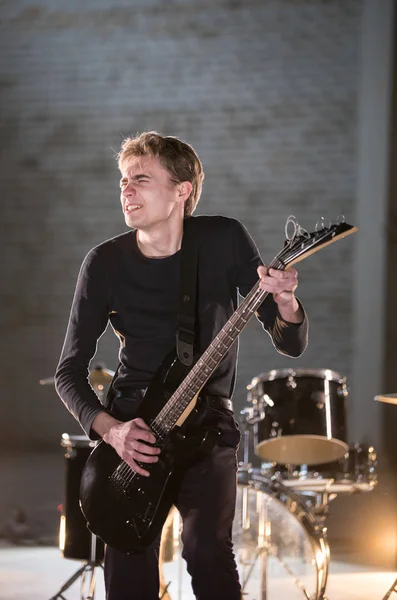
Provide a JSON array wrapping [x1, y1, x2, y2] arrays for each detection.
[[285, 215, 298, 241], [315, 217, 331, 231]]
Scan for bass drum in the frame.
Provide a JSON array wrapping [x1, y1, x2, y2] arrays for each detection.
[[160, 469, 329, 600]]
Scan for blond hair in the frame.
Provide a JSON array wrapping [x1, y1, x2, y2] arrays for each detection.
[[117, 131, 204, 217]]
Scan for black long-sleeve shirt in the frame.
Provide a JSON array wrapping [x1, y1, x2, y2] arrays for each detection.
[[55, 215, 308, 438]]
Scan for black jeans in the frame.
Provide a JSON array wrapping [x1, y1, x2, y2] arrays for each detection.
[[104, 392, 241, 600]]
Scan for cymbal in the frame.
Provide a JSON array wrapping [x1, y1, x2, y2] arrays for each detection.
[[374, 393, 397, 405], [39, 366, 115, 387], [89, 367, 115, 386], [39, 376, 56, 386]]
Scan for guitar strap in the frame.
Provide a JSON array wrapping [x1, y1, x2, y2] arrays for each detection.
[[177, 217, 200, 367]]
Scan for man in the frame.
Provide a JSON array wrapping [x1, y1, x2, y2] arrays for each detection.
[[55, 131, 308, 600]]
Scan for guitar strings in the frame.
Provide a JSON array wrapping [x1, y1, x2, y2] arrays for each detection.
[[149, 252, 286, 436]]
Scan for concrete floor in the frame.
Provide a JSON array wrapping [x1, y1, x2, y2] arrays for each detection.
[[0, 542, 395, 600], [0, 450, 395, 599]]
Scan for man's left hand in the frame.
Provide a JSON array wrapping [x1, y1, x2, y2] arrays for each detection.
[[257, 265, 303, 324]]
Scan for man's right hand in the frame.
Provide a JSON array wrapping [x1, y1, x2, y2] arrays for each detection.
[[92, 412, 160, 477]]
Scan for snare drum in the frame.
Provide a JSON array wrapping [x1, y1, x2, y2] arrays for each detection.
[[282, 443, 378, 494], [342, 443, 378, 491], [160, 468, 329, 600], [60, 434, 104, 562], [248, 369, 348, 465]]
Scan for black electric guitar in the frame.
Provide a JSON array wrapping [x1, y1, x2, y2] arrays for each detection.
[[80, 216, 357, 554]]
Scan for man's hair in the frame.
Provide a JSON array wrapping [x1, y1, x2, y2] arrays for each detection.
[[117, 131, 204, 217]]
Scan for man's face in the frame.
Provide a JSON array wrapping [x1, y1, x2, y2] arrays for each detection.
[[119, 155, 183, 230]]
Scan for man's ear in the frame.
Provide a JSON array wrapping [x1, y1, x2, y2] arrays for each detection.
[[178, 181, 193, 201]]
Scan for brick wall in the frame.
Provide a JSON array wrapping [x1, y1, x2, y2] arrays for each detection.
[[0, 0, 361, 452]]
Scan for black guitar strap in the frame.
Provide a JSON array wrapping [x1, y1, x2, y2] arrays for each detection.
[[177, 217, 200, 366]]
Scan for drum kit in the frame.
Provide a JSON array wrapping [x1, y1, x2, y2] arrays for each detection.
[[160, 368, 378, 600], [232, 368, 377, 600], [41, 366, 378, 600]]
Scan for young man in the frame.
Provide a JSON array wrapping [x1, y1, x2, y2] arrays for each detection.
[[55, 131, 308, 600]]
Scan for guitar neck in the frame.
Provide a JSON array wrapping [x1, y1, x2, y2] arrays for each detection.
[[181, 283, 269, 396], [154, 277, 275, 433]]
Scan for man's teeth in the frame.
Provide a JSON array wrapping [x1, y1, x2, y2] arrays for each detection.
[[126, 205, 142, 212]]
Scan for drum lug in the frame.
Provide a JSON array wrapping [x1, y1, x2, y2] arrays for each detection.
[[65, 448, 77, 459], [286, 374, 297, 389]]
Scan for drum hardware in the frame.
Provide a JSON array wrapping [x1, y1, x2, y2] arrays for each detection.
[[49, 535, 103, 600], [237, 492, 272, 600], [244, 388, 266, 424], [272, 552, 318, 600], [270, 443, 378, 495], [48, 434, 105, 600], [374, 392, 397, 600], [239, 408, 255, 471], [237, 508, 320, 600], [382, 579, 397, 600], [298, 490, 336, 527], [160, 468, 329, 600], [239, 471, 330, 600], [237, 401, 378, 599], [247, 369, 349, 465]]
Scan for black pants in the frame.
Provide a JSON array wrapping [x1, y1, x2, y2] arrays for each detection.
[[104, 393, 241, 600]]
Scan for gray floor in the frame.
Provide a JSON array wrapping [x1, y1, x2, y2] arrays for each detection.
[[0, 542, 395, 600], [0, 450, 395, 599]]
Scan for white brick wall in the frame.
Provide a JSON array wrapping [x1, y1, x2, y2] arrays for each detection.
[[0, 0, 361, 449]]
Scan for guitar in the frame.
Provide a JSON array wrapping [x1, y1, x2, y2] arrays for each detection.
[[80, 216, 357, 554]]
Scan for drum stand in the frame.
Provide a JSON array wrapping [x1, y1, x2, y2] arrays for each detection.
[[239, 528, 325, 600], [381, 577, 397, 599], [238, 502, 271, 600], [238, 415, 330, 600], [49, 533, 103, 600]]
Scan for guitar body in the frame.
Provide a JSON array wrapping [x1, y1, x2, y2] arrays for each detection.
[[80, 350, 219, 554]]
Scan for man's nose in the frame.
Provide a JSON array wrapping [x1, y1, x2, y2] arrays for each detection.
[[124, 184, 137, 197]]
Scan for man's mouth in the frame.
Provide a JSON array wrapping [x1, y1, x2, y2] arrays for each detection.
[[125, 204, 142, 212]]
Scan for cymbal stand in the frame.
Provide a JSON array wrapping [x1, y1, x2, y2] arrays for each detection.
[[273, 552, 311, 600], [381, 577, 397, 599], [239, 495, 271, 600], [239, 405, 262, 471], [375, 394, 397, 599], [49, 533, 103, 600]]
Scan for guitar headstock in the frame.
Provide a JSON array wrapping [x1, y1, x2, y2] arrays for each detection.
[[277, 216, 358, 268]]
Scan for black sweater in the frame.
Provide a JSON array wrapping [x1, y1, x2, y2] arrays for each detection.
[[55, 215, 308, 437]]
